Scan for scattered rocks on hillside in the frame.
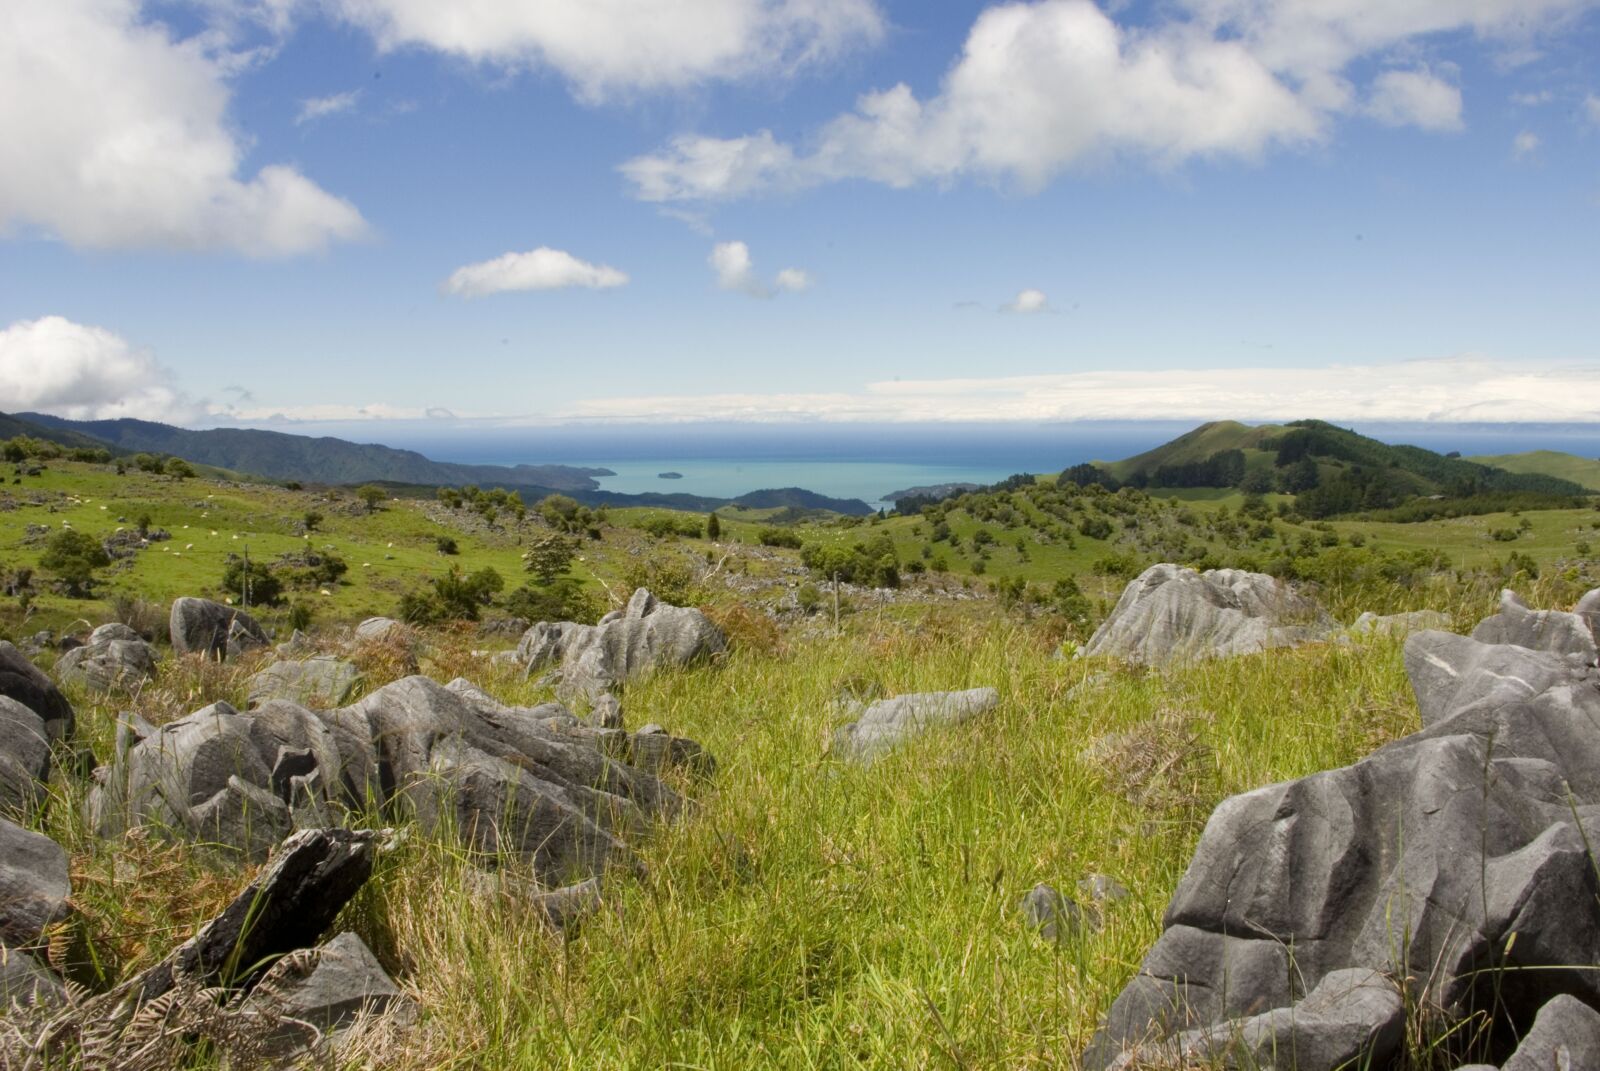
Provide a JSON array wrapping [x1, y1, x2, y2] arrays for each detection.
[[514, 588, 726, 701], [90, 673, 711, 883], [1470, 587, 1598, 662], [0, 698, 50, 816], [247, 657, 365, 709], [169, 597, 269, 661], [1082, 564, 1336, 666], [54, 622, 159, 692], [832, 687, 999, 762], [0, 641, 74, 742], [276, 629, 317, 658], [1349, 608, 1452, 636], [1085, 590, 1600, 1070], [0, 817, 71, 948]]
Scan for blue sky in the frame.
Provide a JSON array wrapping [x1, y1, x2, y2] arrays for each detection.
[[2, 0, 1599, 432]]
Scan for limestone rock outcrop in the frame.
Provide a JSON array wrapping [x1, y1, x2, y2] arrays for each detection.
[[1083, 564, 1336, 666]]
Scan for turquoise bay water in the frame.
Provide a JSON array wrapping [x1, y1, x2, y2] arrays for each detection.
[[564, 458, 1025, 510]]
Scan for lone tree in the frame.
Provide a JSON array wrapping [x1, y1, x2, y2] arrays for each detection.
[[706, 512, 722, 540], [302, 510, 324, 533], [355, 484, 386, 512], [524, 534, 577, 586], [164, 456, 195, 479], [40, 529, 110, 597]]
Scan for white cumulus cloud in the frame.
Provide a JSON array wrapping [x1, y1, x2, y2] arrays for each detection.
[[623, 0, 1593, 201], [295, 89, 361, 125], [328, 0, 885, 101], [709, 240, 809, 298], [1585, 94, 1600, 125], [442, 248, 629, 298], [0, 316, 202, 422], [0, 0, 368, 255], [1004, 288, 1050, 314], [1366, 69, 1462, 131], [1513, 130, 1542, 157]]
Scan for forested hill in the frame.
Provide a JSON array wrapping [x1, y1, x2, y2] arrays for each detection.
[[1077, 420, 1590, 505], [16, 413, 611, 492]]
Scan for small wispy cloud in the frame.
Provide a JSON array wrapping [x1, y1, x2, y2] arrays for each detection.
[[710, 241, 809, 298], [443, 247, 628, 298], [1003, 289, 1051, 314], [1510, 90, 1553, 106], [295, 90, 361, 126], [1585, 94, 1600, 127], [1512, 129, 1542, 158]]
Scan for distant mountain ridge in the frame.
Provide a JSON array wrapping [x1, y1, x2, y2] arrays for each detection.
[[17, 412, 612, 491], [6, 412, 876, 516]]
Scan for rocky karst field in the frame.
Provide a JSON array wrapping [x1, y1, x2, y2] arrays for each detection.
[[2, 450, 1600, 1069]]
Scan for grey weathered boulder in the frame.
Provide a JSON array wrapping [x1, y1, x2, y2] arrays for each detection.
[[0, 817, 70, 947], [1083, 564, 1336, 666], [0, 947, 64, 1009], [237, 930, 405, 1040], [1020, 883, 1084, 942], [1086, 604, 1600, 1068], [1350, 609, 1452, 636], [92, 673, 710, 882], [1576, 587, 1600, 649], [0, 697, 50, 817], [353, 617, 406, 644], [832, 688, 998, 762], [247, 657, 365, 709], [169, 597, 268, 660], [513, 588, 725, 699], [0, 641, 74, 742], [1471, 588, 1598, 663], [1107, 968, 1404, 1071], [55, 623, 159, 692], [1500, 993, 1600, 1070], [275, 628, 316, 658]]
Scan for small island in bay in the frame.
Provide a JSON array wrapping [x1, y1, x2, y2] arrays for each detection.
[[658, 471, 684, 479]]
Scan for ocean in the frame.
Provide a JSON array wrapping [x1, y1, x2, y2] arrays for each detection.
[[346, 420, 1600, 511]]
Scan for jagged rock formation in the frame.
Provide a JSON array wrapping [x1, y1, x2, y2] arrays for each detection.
[[1086, 587, 1600, 1070], [514, 588, 726, 700], [1082, 564, 1336, 665], [89, 674, 710, 883], [832, 688, 999, 762], [247, 657, 365, 709], [169, 597, 269, 661], [55, 622, 159, 692]]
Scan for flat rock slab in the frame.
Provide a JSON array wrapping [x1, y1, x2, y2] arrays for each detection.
[[239, 930, 405, 1037], [247, 657, 365, 709], [0, 817, 71, 947], [833, 687, 999, 762], [1084, 564, 1335, 666], [1350, 609, 1452, 636]]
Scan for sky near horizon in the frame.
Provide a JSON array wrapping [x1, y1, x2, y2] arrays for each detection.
[[2, 0, 1600, 432]]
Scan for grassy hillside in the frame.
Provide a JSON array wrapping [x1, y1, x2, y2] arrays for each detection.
[[5, 455, 1600, 1068], [1100, 419, 1282, 481], [1469, 449, 1600, 493]]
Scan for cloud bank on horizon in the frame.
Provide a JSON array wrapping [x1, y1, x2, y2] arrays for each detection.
[[6, 314, 1597, 427]]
